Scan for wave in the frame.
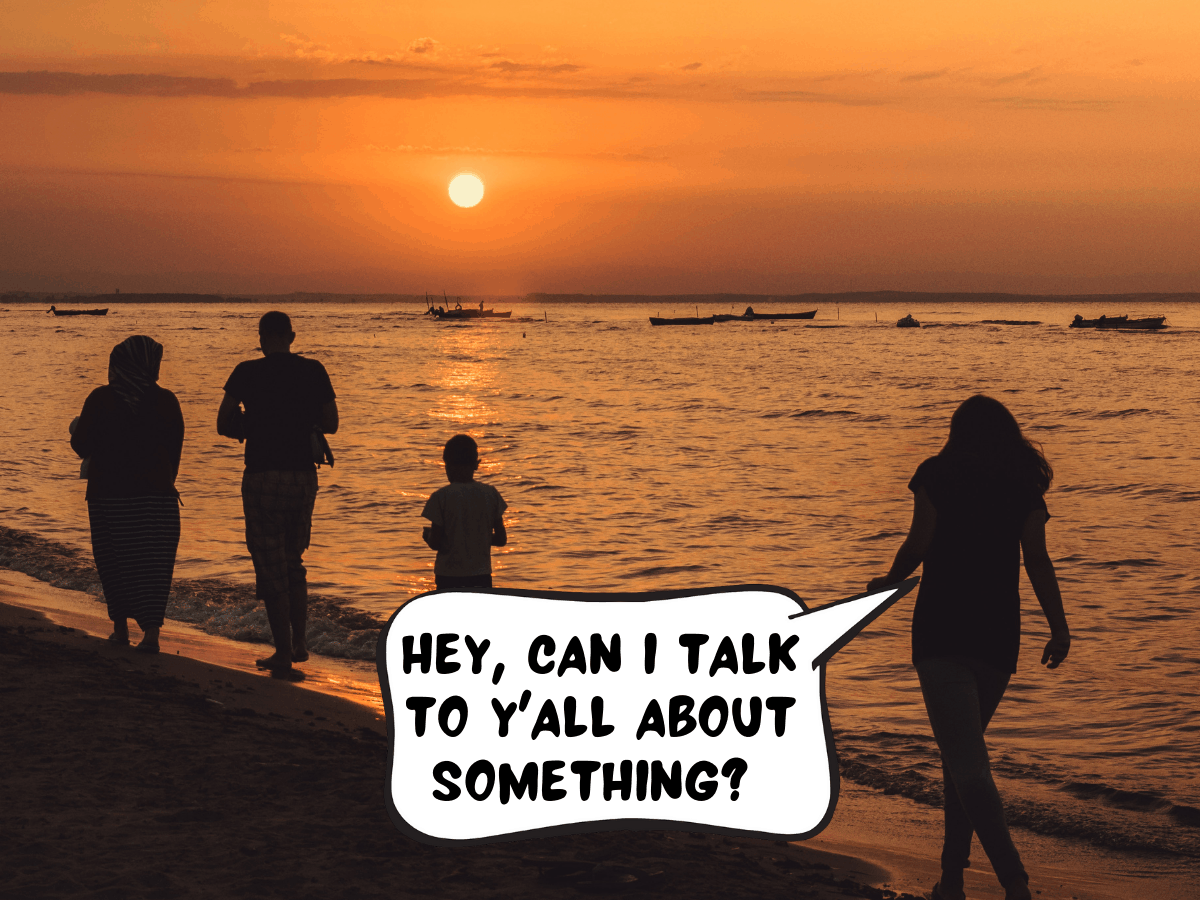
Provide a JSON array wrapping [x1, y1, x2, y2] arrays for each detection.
[[836, 732, 1200, 857], [762, 409, 859, 420], [0, 525, 384, 662], [618, 564, 708, 579]]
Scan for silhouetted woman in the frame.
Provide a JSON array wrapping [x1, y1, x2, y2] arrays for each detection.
[[71, 335, 184, 653], [868, 395, 1070, 900]]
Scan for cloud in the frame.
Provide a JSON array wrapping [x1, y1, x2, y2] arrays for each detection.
[[989, 66, 1044, 85], [365, 143, 666, 162], [682, 62, 703, 72], [279, 34, 342, 63], [0, 71, 241, 97], [981, 96, 1115, 111], [485, 58, 583, 74], [3, 67, 1044, 108], [407, 37, 439, 55], [742, 88, 888, 106], [900, 68, 950, 82], [279, 33, 432, 66]]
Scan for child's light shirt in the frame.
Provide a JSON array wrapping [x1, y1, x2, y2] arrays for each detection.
[[421, 481, 508, 577]]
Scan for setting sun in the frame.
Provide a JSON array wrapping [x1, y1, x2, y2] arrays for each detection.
[[448, 173, 484, 208]]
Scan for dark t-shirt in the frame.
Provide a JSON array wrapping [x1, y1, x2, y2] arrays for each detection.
[[909, 455, 1048, 674], [223, 354, 336, 473], [71, 385, 184, 500]]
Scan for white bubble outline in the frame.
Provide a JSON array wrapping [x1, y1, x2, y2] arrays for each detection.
[[375, 578, 919, 846]]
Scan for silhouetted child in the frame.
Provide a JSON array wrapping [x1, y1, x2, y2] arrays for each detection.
[[421, 435, 507, 590]]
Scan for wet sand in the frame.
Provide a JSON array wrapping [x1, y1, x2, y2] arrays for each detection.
[[0, 570, 1177, 900]]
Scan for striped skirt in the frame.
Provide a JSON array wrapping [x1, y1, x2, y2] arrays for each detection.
[[88, 495, 181, 628]]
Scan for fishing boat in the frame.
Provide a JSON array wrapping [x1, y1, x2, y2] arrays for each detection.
[[1069, 314, 1127, 328], [649, 316, 715, 326], [425, 293, 511, 320], [431, 307, 512, 320], [1070, 314, 1166, 330], [49, 305, 108, 316], [712, 307, 818, 322], [897, 314, 920, 328]]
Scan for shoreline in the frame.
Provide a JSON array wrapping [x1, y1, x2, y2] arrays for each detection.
[[3, 567, 1189, 899], [1, 588, 920, 900]]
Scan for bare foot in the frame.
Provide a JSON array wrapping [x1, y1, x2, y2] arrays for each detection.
[[255, 653, 292, 672], [291, 646, 309, 663], [135, 624, 160, 653], [932, 883, 966, 900], [108, 619, 130, 645]]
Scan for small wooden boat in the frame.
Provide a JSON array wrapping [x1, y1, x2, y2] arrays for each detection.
[[897, 314, 920, 328], [649, 316, 715, 326], [1069, 314, 1127, 328], [49, 305, 108, 316], [429, 306, 512, 319], [425, 294, 511, 319], [1071, 314, 1165, 330], [713, 307, 818, 322]]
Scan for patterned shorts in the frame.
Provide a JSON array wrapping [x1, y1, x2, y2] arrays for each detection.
[[241, 469, 319, 602]]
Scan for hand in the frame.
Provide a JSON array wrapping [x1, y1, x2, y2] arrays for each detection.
[[1041, 631, 1071, 669], [867, 576, 891, 593]]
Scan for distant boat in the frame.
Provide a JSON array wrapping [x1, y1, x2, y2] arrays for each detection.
[[50, 305, 108, 316], [712, 307, 818, 322], [897, 314, 920, 328], [649, 316, 715, 326], [432, 309, 512, 319], [1070, 314, 1166, 330]]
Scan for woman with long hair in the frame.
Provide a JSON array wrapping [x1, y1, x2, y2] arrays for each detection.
[[868, 395, 1070, 900], [71, 335, 184, 652]]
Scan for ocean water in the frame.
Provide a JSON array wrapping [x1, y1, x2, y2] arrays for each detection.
[[2, 298, 1198, 872]]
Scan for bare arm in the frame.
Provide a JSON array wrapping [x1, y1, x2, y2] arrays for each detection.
[[216, 392, 245, 441], [491, 519, 507, 547], [867, 487, 937, 593], [1021, 508, 1071, 668], [320, 399, 339, 435]]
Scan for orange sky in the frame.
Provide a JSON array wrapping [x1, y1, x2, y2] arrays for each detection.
[[2, 2, 1198, 293]]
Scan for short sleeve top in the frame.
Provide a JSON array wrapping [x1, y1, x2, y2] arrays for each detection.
[[909, 455, 1048, 673], [422, 481, 508, 578], [223, 354, 335, 473]]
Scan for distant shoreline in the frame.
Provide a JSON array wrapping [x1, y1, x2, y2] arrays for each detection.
[[5, 290, 1200, 304]]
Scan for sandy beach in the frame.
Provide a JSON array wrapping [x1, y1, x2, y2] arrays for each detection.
[[2, 567, 1180, 900]]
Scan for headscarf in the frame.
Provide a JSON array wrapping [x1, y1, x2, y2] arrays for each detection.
[[108, 335, 163, 414]]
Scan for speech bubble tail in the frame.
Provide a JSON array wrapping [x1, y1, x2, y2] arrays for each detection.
[[789, 577, 919, 669]]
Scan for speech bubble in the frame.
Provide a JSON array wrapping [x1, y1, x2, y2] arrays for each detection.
[[377, 579, 917, 845]]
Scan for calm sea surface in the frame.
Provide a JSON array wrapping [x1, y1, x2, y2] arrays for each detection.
[[2, 299, 1198, 868]]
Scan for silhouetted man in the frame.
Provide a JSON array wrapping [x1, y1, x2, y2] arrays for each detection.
[[217, 311, 338, 675]]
